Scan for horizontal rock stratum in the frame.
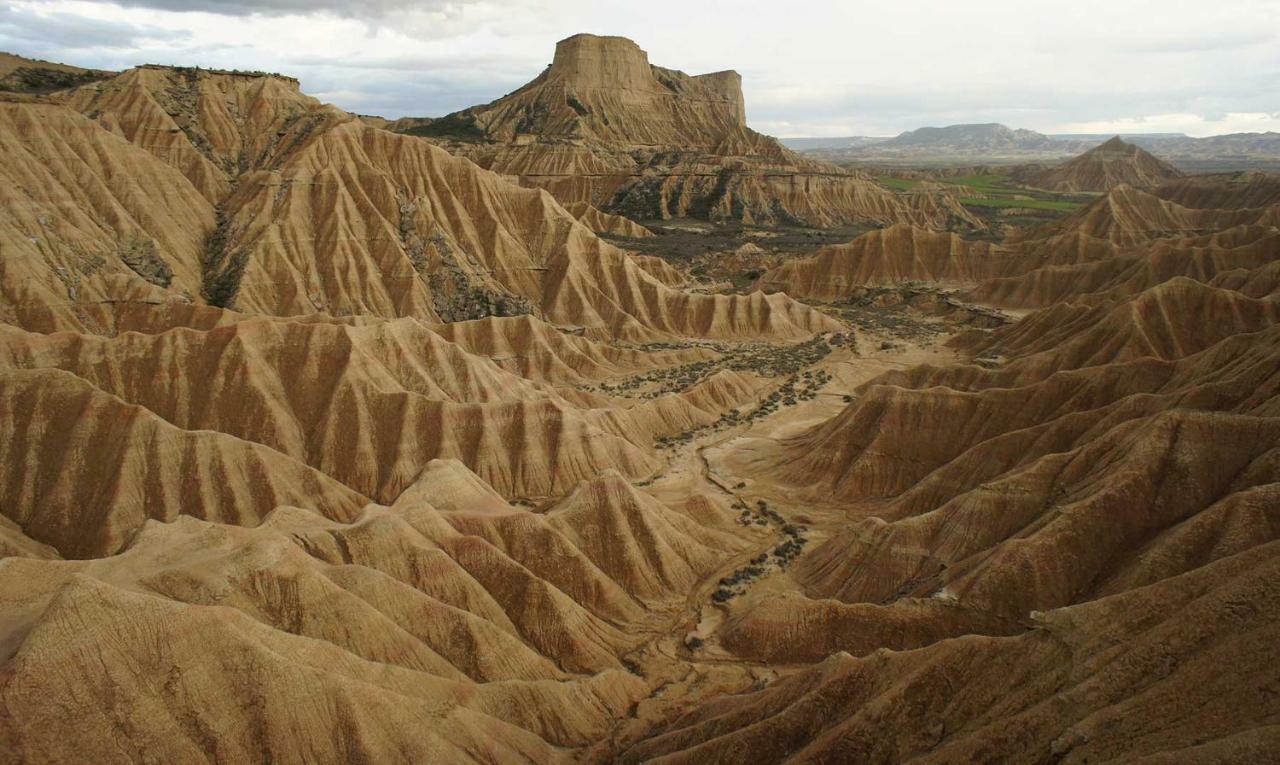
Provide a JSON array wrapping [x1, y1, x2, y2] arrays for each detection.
[[404, 34, 982, 229]]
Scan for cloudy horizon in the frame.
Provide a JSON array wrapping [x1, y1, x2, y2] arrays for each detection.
[[3, 0, 1278, 138]]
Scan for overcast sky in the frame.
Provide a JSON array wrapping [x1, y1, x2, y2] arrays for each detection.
[[3, 0, 1278, 137]]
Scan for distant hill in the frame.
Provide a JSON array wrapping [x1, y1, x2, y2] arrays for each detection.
[[786, 123, 1280, 172], [1129, 132, 1280, 171], [1021, 136, 1184, 192], [787, 123, 1092, 166], [1049, 132, 1187, 142], [882, 123, 1060, 151]]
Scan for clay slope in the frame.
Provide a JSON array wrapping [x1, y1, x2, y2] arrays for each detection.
[[566, 201, 654, 237], [0, 318, 663, 504], [1155, 171, 1280, 209], [410, 34, 979, 229], [970, 224, 1280, 308], [0, 508, 659, 762], [432, 314, 713, 385], [0, 65, 842, 342], [617, 541, 1280, 763], [758, 224, 1014, 300], [0, 367, 366, 558], [0, 448, 754, 761], [969, 180, 1280, 307], [761, 176, 1280, 307], [1024, 136, 1184, 192], [747, 282, 1280, 503], [0, 96, 215, 333], [706, 262, 1280, 673], [1040, 183, 1276, 248], [546, 471, 735, 599], [971, 278, 1280, 377]]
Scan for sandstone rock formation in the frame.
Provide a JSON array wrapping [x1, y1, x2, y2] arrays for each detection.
[[760, 172, 1280, 306], [1, 66, 838, 343], [406, 34, 981, 230], [1, 44, 1278, 765], [757, 224, 1015, 299], [646, 167, 1280, 764]]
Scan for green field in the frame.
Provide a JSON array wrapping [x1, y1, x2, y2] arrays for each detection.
[[874, 176, 918, 192], [874, 174, 1087, 215], [957, 196, 1084, 212]]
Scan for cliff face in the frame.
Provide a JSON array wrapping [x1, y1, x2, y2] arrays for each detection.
[[468, 35, 748, 147], [410, 34, 978, 230]]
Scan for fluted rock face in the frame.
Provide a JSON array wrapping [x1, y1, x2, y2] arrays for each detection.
[[3, 47, 1280, 765], [758, 224, 1014, 299], [618, 543, 1280, 763], [552, 34, 656, 91], [760, 174, 1280, 308], [415, 34, 978, 229], [565, 201, 655, 237], [657, 169, 1280, 764], [475, 34, 747, 146], [0, 66, 838, 342]]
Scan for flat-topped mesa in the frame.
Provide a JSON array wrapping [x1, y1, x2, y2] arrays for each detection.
[[410, 33, 978, 228], [549, 34, 656, 93], [549, 35, 744, 125], [461, 33, 749, 146]]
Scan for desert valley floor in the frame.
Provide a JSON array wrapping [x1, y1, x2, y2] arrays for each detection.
[[1, 35, 1279, 764]]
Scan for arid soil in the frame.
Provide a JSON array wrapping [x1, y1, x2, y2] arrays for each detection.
[[0, 40, 1278, 765]]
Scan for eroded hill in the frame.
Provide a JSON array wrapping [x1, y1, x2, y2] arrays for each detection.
[[396, 34, 980, 230], [1, 44, 1278, 765], [1021, 135, 1186, 192]]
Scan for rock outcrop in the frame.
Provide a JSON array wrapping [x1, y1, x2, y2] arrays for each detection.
[[2, 44, 1279, 765], [0, 65, 837, 342], [405, 34, 980, 230]]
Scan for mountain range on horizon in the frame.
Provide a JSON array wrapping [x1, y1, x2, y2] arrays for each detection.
[[784, 124, 1199, 149], [6, 48, 1277, 174], [785, 122, 1280, 171]]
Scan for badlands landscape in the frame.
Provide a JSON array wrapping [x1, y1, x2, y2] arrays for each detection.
[[1, 30, 1279, 764]]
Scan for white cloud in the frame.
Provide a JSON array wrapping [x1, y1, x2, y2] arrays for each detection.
[[4, 0, 1278, 135], [1058, 112, 1280, 136]]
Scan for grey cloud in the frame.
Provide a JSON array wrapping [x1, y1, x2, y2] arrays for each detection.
[[64, 0, 467, 18], [0, 5, 187, 54], [4, 0, 1276, 135], [284, 50, 540, 78], [296, 64, 526, 117]]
